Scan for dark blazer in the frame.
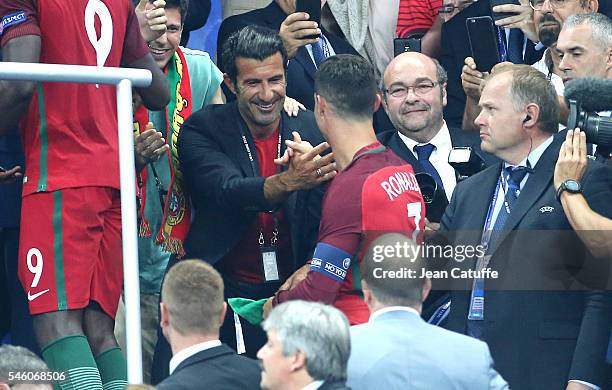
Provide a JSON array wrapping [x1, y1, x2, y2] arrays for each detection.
[[440, 0, 544, 128], [217, 1, 359, 111], [177, 102, 325, 271], [378, 127, 498, 197], [156, 344, 262, 390], [440, 132, 612, 389], [319, 380, 351, 390]]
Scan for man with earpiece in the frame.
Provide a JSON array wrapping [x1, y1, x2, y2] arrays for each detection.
[[440, 63, 612, 389]]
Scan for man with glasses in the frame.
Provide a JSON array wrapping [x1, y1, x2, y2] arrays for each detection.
[[461, 0, 598, 129], [378, 51, 496, 324]]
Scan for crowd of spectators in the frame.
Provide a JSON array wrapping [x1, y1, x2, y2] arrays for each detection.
[[1, 0, 612, 389]]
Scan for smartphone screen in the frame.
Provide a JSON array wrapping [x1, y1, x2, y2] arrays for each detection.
[[296, 0, 321, 38], [489, 0, 521, 21], [466, 16, 501, 73]]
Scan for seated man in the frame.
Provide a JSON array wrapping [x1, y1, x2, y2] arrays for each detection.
[[259, 301, 350, 390], [347, 233, 508, 390], [158, 259, 261, 390]]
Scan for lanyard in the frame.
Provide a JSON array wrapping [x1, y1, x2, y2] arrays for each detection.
[[239, 121, 282, 247]]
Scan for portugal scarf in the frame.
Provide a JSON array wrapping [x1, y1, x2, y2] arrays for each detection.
[[134, 47, 192, 258]]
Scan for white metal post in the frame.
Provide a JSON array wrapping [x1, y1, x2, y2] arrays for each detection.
[[0, 62, 151, 384]]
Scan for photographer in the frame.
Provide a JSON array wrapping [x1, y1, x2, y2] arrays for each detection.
[[554, 128, 612, 258]]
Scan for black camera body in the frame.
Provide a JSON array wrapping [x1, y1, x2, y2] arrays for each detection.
[[567, 99, 612, 151]]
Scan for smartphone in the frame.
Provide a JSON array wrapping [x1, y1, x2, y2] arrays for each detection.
[[393, 37, 422, 56], [296, 0, 321, 39], [490, 0, 521, 21], [466, 16, 501, 73]]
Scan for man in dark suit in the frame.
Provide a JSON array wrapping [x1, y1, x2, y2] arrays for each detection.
[[440, 0, 544, 128], [177, 25, 333, 356], [258, 301, 351, 390], [217, 0, 358, 112], [157, 259, 261, 390], [441, 63, 612, 389]]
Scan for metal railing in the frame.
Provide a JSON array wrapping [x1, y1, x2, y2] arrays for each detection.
[[0, 62, 150, 384]]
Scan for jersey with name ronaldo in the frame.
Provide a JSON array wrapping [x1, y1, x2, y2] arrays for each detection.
[[275, 141, 425, 324], [0, 0, 149, 195]]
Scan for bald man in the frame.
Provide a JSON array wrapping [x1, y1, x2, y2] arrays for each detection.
[[377, 52, 497, 324], [378, 52, 496, 205]]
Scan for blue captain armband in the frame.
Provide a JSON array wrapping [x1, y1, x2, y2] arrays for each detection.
[[310, 242, 353, 282]]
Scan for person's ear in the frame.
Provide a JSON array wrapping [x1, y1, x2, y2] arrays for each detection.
[[442, 82, 448, 107], [219, 302, 228, 327], [523, 103, 539, 128], [290, 350, 307, 372], [372, 93, 382, 113], [223, 73, 236, 95], [160, 301, 170, 329], [421, 278, 432, 303]]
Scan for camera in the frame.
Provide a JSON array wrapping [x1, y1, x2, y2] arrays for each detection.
[[566, 100, 612, 151]]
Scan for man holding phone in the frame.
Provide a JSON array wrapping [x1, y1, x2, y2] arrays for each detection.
[[460, 0, 598, 130]]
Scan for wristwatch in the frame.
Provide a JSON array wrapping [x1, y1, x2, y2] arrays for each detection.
[[556, 179, 582, 201]]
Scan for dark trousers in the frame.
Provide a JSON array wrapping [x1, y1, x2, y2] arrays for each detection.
[[0, 227, 39, 354], [151, 255, 279, 385]]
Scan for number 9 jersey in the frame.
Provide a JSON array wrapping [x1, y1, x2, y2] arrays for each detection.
[[0, 0, 149, 195]]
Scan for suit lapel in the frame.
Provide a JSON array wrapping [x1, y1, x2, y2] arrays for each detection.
[[468, 163, 502, 231], [226, 103, 259, 176], [387, 132, 426, 173], [488, 138, 559, 255], [292, 46, 317, 80], [173, 345, 235, 374]]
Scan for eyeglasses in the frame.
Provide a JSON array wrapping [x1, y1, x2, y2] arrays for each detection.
[[384, 81, 439, 98], [529, 0, 568, 11]]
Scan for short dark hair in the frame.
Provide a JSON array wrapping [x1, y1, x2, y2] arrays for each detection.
[[221, 25, 288, 83], [314, 54, 378, 120], [131, 0, 189, 24], [361, 233, 427, 307], [166, 0, 189, 24]]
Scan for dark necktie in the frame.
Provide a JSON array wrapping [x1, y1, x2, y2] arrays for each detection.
[[489, 166, 530, 247], [467, 165, 530, 339], [414, 143, 444, 190], [311, 34, 330, 68], [506, 28, 524, 64]]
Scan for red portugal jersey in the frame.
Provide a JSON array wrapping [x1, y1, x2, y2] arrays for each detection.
[[0, 0, 149, 195], [274, 142, 426, 324], [397, 0, 442, 38]]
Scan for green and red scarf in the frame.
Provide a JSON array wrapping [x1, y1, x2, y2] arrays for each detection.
[[134, 47, 192, 258]]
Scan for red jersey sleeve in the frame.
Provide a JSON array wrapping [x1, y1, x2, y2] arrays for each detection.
[[121, 0, 149, 65], [0, 0, 39, 46]]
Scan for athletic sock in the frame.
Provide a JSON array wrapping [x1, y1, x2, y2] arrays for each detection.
[[95, 347, 128, 390], [41, 335, 103, 390]]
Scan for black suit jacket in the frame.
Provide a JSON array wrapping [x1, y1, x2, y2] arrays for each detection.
[[440, 132, 612, 389], [177, 102, 325, 272], [319, 380, 351, 390], [217, 1, 358, 111], [440, 0, 544, 128], [157, 344, 262, 390]]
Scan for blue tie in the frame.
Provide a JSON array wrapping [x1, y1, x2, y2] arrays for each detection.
[[467, 166, 530, 340], [414, 143, 444, 191], [506, 29, 524, 64], [311, 35, 330, 68]]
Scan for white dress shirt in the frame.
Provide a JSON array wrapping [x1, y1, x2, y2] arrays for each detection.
[[397, 121, 457, 201], [301, 380, 325, 390], [486, 136, 554, 231], [168, 339, 222, 375], [369, 306, 420, 322]]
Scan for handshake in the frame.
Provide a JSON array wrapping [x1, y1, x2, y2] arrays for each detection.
[[274, 131, 337, 191]]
